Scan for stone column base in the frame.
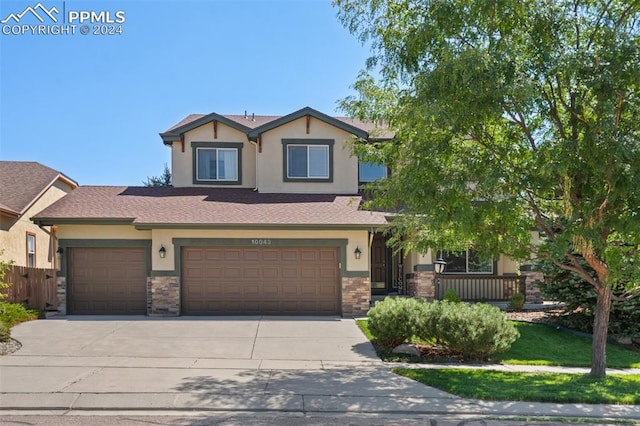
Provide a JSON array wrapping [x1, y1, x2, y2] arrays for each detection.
[[342, 276, 370, 316], [56, 276, 67, 315], [148, 275, 180, 316], [406, 271, 436, 302], [522, 271, 544, 304]]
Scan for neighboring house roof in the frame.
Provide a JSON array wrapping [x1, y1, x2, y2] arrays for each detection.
[[160, 106, 394, 144], [0, 161, 78, 217], [32, 186, 389, 228]]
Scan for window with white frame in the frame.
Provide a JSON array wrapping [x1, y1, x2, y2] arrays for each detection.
[[442, 249, 493, 274], [282, 139, 334, 182], [192, 142, 242, 184], [26, 233, 36, 267]]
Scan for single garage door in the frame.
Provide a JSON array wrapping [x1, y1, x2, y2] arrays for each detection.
[[182, 246, 340, 315], [68, 247, 147, 315]]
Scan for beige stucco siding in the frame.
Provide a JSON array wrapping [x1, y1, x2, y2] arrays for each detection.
[[151, 228, 369, 272], [257, 118, 359, 194], [57, 225, 150, 240], [171, 122, 256, 188], [0, 181, 73, 268]]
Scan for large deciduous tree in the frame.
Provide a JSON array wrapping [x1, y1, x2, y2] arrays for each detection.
[[334, 0, 640, 377]]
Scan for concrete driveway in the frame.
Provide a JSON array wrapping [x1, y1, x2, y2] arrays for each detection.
[[0, 316, 463, 413], [3, 316, 379, 368]]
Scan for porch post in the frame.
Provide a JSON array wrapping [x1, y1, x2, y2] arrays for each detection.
[[520, 265, 544, 304], [406, 270, 436, 302]]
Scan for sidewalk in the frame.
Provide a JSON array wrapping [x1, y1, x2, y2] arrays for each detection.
[[1, 357, 639, 420]]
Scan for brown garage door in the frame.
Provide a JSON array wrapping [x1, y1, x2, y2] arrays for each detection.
[[68, 247, 147, 315], [182, 246, 340, 315]]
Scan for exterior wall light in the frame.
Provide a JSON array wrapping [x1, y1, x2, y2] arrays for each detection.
[[434, 256, 447, 274], [354, 246, 362, 260], [159, 245, 167, 259]]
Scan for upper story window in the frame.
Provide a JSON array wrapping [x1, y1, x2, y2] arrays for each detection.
[[359, 161, 388, 183], [192, 142, 243, 185], [26, 233, 36, 267], [442, 249, 493, 274], [282, 139, 334, 182]]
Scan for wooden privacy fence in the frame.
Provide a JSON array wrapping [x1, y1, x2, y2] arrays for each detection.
[[1, 265, 57, 310], [436, 275, 526, 301]]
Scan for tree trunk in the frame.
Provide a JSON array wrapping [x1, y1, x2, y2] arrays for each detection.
[[591, 285, 612, 377]]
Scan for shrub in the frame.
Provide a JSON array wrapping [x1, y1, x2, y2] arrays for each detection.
[[537, 257, 640, 338], [0, 302, 40, 328], [443, 288, 461, 303], [418, 301, 520, 361], [367, 297, 427, 347], [508, 292, 525, 311], [0, 322, 10, 342]]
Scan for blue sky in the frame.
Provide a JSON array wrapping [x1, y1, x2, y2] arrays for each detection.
[[0, 0, 370, 185]]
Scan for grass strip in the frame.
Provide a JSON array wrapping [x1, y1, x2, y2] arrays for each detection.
[[394, 368, 640, 404]]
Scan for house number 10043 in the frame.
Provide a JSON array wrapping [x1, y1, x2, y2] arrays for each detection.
[[251, 239, 272, 245]]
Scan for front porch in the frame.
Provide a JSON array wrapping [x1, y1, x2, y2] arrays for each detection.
[[368, 233, 544, 304]]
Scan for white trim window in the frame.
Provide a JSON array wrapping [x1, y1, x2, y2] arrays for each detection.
[[287, 144, 329, 179], [443, 250, 493, 274], [26, 233, 36, 267], [196, 148, 238, 181]]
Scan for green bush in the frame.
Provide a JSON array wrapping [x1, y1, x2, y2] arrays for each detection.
[[0, 322, 10, 342], [0, 302, 40, 328], [367, 297, 427, 347], [508, 292, 525, 311], [537, 257, 640, 338], [418, 301, 520, 361], [443, 288, 461, 303]]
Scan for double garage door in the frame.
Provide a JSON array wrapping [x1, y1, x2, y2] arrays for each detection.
[[68, 246, 340, 315], [182, 246, 340, 315]]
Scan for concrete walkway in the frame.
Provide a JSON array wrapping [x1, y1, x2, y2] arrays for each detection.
[[0, 317, 639, 421]]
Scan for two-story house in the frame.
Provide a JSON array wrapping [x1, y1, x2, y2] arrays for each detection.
[[33, 107, 539, 316]]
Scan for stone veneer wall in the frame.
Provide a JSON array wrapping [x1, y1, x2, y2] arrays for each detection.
[[405, 271, 436, 302], [148, 275, 180, 316], [522, 270, 544, 304], [341, 276, 370, 316], [56, 276, 67, 315]]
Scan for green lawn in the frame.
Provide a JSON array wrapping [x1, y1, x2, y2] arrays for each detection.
[[498, 322, 640, 368], [394, 368, 640, 404], [357, 318, 640, 405], [356, 319, 640, 368]]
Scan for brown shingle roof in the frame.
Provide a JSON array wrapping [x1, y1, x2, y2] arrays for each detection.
[[33, 186, 389, 227], [0, 161, 77, 215]]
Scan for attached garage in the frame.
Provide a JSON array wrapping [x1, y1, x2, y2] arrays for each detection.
[[182, 246, 340, 315], [68, 247, 147, 315]]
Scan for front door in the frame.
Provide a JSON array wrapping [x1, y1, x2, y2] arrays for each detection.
[[370, 233, 392, 294]]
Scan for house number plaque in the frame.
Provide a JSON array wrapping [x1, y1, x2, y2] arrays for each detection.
[[251, 239, 272, 246]]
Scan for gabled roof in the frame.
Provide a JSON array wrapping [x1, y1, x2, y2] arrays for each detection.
[[0, 161, 77, 217], [159, 112, 255, 145], [160, 107, 393, 145], [247, 107, 369, 140], [32, 186, 388, 228]]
